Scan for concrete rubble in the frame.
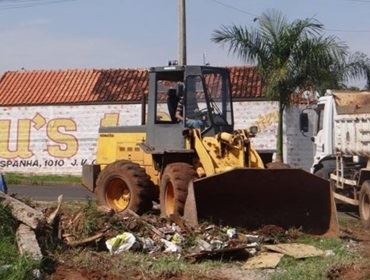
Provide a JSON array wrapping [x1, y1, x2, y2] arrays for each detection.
[[15, 223, 43, 261]]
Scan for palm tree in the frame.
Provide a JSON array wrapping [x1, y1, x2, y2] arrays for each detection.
[[319, 51, 370, 92], [212, 10, 347, 162]]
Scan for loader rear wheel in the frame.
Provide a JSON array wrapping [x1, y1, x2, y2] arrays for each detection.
[[95, 160, 154, 214], [160, 163, 196, 217], [359, 180, 370, 229]]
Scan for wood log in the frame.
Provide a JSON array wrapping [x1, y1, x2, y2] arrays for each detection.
[[66, 232, 105, 247], [124, 209, 165, 238], [185, 245, 249, 262], [0, 192, 45, 229], [16, 224, 43, 261], [169, 213, 192, 232], [47, 194, 63, 225]]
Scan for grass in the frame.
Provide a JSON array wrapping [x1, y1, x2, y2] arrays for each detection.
[[56, 200, 225, 279], [78, 199, 113, 237], [57, 249, 219, 279], [0, 202, 40, 280], [56, 200, 365, 280], [5, 172, 81, 186], [62, 199, 131, 240], [270, 235, 360, 280]]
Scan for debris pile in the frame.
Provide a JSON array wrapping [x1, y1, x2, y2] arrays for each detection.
[[0, 193, 334, 278], [59, 202, 331, 269], [60, 205, 263, 260]]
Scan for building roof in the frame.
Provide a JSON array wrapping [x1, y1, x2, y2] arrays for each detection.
[[0, 66, 263, 106]]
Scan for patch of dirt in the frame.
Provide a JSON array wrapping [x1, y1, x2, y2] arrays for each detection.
[[51, 265, 124, 280], [336, 212, 370, 280], [327, 263, 370, 280], [212, 265, 271, 280]]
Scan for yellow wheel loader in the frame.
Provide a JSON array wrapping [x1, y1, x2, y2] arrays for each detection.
[[82, 65, 338, 236]]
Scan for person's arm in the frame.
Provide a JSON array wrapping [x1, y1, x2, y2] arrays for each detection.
[[175, 111, 184, 121], [175, 95, 184, 121]]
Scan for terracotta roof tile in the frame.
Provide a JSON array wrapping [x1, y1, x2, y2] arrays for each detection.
[[0, 66, 262, 106]]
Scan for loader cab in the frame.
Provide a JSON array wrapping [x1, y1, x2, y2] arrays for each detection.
[[146, 65, 234, 153]]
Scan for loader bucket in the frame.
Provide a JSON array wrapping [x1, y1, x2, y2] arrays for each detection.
[[183, 168, 338, 236]]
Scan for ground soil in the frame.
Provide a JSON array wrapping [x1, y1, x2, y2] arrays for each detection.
[[51, 265, 123, 280], [327, 212, 370, 280]]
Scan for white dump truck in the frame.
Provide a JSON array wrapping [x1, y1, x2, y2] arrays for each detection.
[[300, 91, 370, 227]]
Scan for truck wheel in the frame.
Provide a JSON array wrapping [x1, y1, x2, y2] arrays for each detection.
[[314, 168, 333, 180], [160, 163, 196, 217], [95, 160, 154, 214], [359, 180, 370, 229], [314, 168, 326, 179]]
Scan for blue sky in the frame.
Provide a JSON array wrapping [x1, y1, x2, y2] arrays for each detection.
[[1, 0, 370, 81]]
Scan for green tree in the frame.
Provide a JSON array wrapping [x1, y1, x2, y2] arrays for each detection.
[[212, 10, 347, 162], [318, 51, 370, 92]]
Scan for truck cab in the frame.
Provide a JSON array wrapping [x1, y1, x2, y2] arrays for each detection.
[[311, 94, 335, 176], [301, 91, 370, 228]]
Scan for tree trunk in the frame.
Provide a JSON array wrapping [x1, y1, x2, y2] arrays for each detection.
[[0, 192, 45, 229], [275, 100, 284, 162], [16, 224, 43, 261]]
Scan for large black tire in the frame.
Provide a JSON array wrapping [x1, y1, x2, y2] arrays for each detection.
[[95, 160, 154, 214], [359, 180, 370, 229], [160, 162, 196, 217], [314, 166, 336, 181], [314, 168, 326, 179], [315, 168, 336, 192]]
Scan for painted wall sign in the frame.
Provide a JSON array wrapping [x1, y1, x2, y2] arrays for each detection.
[[0, 104, 142, 175], [0, 101, 313, 174]]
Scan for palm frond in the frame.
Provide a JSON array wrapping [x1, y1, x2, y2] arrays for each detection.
[[341, 52, 370, 81], [213, 9, 369, 101], [211, 25, 269, 64], [258, 9, 288, 44]]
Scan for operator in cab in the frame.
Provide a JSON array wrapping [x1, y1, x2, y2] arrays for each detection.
[[175, 92, 205, 129]]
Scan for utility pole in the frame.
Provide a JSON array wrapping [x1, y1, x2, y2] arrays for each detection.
[[178, 0, 187, 65]]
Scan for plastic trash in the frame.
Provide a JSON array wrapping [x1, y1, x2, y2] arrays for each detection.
[[139, 237, 156, 252], [245, 234, 260, 243], [325, 250, 335, 257], [171, 233, 183, 245], [195, 238, 212, 251], [161, 238, 181, 253], [210, 239, 225, 250], [226, 228, 237, 239], [106, 232, 137, 255]]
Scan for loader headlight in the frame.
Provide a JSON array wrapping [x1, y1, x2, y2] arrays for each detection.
[[249, 126, 258, 136]]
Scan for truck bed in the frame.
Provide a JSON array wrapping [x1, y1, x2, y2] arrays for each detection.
[[334, 92, 370, 157]]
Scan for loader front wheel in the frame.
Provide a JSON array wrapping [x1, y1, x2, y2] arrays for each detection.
[[160, 163, 196, 217], [95, 160, 154, 214], [359, 180, 370, 229]]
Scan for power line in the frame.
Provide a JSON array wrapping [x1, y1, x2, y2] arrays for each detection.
[[208, 0, 370, 33], [326, 28, 370, 33], [207, 0, 257, 17], [345, 0, 370, 3], [0, 0, 76, 10]]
